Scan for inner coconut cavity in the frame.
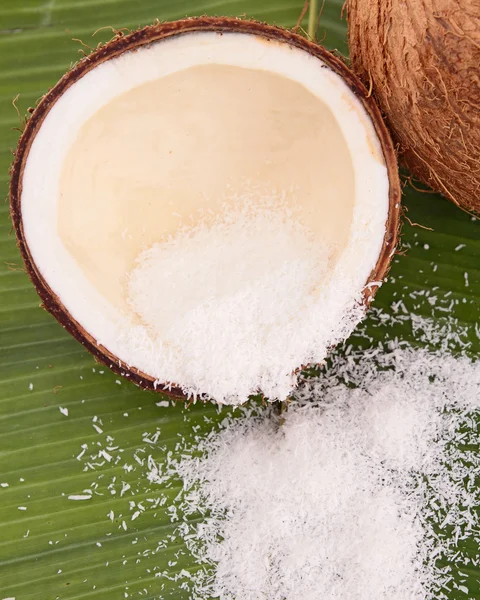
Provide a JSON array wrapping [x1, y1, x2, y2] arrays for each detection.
[[20, 31, 390, 404]]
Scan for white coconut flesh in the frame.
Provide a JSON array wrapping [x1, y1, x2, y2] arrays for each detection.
[[21, 32, 390, 404]]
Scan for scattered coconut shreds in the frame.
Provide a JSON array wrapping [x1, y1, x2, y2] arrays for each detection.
[[155, 400, 170, 408], [149, 313, 480, 600], [123, 197, 366, 405], [68, 490, 93, 501]]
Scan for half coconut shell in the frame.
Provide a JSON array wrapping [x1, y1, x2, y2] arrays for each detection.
[[10, 17, 401, 399]]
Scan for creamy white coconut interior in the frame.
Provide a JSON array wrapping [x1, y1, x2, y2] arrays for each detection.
[[21, 32, 390, 403], [58, 64, 355, 314]]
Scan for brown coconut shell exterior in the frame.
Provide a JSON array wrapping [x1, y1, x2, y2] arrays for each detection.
[[347, 0, 480, 215], [10, 16, 401, 399]]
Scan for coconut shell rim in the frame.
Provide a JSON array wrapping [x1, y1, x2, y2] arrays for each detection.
[[9, 15, 402, 401]]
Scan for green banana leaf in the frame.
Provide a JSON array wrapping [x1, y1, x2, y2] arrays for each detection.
[[0, 1, 479, 598]]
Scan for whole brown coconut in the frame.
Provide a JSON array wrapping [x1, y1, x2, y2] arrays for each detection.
[[347, 0, 480, 214]]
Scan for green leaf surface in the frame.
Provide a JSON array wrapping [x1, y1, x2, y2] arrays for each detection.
[[0, 1, 479, 599]]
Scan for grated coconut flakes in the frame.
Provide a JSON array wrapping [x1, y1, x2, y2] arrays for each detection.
[[149, 313, 480, 599], [124, 197, 367, 405]]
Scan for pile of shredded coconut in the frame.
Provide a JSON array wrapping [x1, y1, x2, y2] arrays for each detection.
[[125, 197, 366, 404], [148, 315, 480, 599]]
